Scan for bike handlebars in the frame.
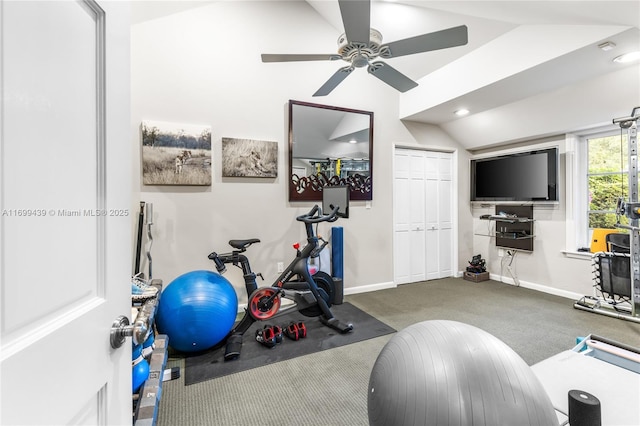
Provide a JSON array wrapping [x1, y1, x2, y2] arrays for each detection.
[[296, 205, 340, 224]]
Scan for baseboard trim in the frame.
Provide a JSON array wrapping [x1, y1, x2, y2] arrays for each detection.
[[234, 276, 582, 313], [345, 276, 584, 301], [344, 281, 396, 295], [489, 273, 583, 301]]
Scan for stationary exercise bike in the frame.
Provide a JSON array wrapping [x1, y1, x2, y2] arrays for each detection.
[[208, 205, 353, 360]]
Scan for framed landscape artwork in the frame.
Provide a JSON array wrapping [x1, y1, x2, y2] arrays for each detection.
[[221, 137, 277, 178], [141, 120, 212, 186]]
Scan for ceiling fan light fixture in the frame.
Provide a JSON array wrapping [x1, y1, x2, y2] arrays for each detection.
[[262, 0, 468, 96], [613, 51, 640, 63], [338, 28, 383, 54]]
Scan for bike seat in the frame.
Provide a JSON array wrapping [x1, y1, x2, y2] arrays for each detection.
[[229, 238, 260, 250]]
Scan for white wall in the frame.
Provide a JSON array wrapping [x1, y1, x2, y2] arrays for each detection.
[[131, 0, 606, 303], [470, 137, 592, 299], [131, 1, 468, 298]]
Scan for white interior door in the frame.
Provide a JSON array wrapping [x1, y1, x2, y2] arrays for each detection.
[[409, 153, 427, 282], [394, 149, 427, 284], [425, 152, 454, 279], [393, 150, 411, 284], [394, 148, 454, 284], [1, 1, 131, 424]]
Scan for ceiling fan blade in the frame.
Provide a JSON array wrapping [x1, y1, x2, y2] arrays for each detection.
[[338, 0, 370, 44], [313, 66, 354, 97], [368, 61, 418, 93], [382, 25, 468, 58], [262, 53, 342, 62]]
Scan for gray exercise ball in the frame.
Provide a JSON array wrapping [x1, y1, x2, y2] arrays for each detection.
[[368, 320, 558, 426]]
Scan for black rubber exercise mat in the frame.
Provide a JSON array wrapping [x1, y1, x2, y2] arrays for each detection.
[[183, 302, 395, 385]]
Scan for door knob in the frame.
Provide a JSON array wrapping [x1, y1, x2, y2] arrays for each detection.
[[110, 315, 132, 349], [110, 296, 158, 348], [110, 315, 149, 349]]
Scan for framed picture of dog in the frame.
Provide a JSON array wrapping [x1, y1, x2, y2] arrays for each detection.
[[221, 138, 278, 178], [141, 120, 212, 186]]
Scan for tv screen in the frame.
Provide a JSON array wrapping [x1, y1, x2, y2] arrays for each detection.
[[322, 185, 349, 218], [470, 147, 558, 202]]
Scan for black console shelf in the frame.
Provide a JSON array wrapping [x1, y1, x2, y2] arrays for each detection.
[[480, 205, 534, 251], [493, 205, 534, 251]]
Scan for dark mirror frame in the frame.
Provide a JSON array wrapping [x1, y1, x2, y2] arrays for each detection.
[[288, 100, 374, 201]]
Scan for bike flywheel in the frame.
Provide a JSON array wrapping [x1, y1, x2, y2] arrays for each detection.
[[248, 287, 281, 320]]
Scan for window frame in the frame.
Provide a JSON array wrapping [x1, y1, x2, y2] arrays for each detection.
[[576, 127, 629, 249]]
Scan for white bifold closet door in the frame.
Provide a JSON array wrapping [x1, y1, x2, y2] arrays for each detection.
[[394, 148, 453, 284]]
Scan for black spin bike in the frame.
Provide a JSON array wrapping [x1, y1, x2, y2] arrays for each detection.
[[208, 205, 353, 361]]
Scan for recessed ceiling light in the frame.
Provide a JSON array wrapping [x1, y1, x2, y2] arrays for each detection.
[[349, 139, 357, 144], [455, 109, 469, 116], [613, 51, 640, 63]]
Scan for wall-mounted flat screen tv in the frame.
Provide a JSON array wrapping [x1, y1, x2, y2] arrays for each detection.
[[470, 147, 559, 202]]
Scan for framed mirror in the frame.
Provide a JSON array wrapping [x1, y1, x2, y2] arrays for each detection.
[[288, 100, 373, 201]]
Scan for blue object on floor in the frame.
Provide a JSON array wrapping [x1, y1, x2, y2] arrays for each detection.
[[332, 226, 343, 279], [132, 343, 149, 393], [155, 270, 238, 353]]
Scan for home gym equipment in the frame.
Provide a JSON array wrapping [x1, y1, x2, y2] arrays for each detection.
[[133, 201, 154, 280], [368, 320, 558, 426], [255, 324, 283, 348], [331, 226, 344, 304], [145, 202, 154, 279], [466, 253, 486, 273], [575, 107, 640, 323], [132, 343, 149, 393], [568, 389, 601, 426], [142, 331, 155, 359], [590, 228, 616, 253], [531, 334, 640, 425], [261, 0, 468, 96], [134, 201, 146, 276], [208, 205, 353, 361], [155, 270, 238, 353], [283, 321, 307, 341]]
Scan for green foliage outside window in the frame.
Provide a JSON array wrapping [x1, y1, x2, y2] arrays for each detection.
[[588, 134, 633, 229]]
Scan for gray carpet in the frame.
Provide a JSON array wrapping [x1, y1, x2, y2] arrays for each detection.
[[157, 278, 640, 426]]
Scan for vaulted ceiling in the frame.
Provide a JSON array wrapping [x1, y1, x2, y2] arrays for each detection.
[[132, 1, 640, 150], [307, 1, 640, 149]]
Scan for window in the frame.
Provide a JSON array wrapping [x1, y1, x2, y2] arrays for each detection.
[[586, 132, 629, 230], [570, 126, 638, 252]]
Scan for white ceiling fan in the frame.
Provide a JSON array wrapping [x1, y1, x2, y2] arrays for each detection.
[[261, 0, 468, 96]]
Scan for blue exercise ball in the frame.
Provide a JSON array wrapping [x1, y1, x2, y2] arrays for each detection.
[[368, 320, 557, 426], [156, 270, 237, 353], [132, 343, 149, 393], [132, 358, 149, 393]]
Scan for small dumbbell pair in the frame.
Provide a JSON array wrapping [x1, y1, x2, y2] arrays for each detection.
[[255, 324, 283, 348], [284, 321, 307, 341], [255, 322, 307, 348]]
